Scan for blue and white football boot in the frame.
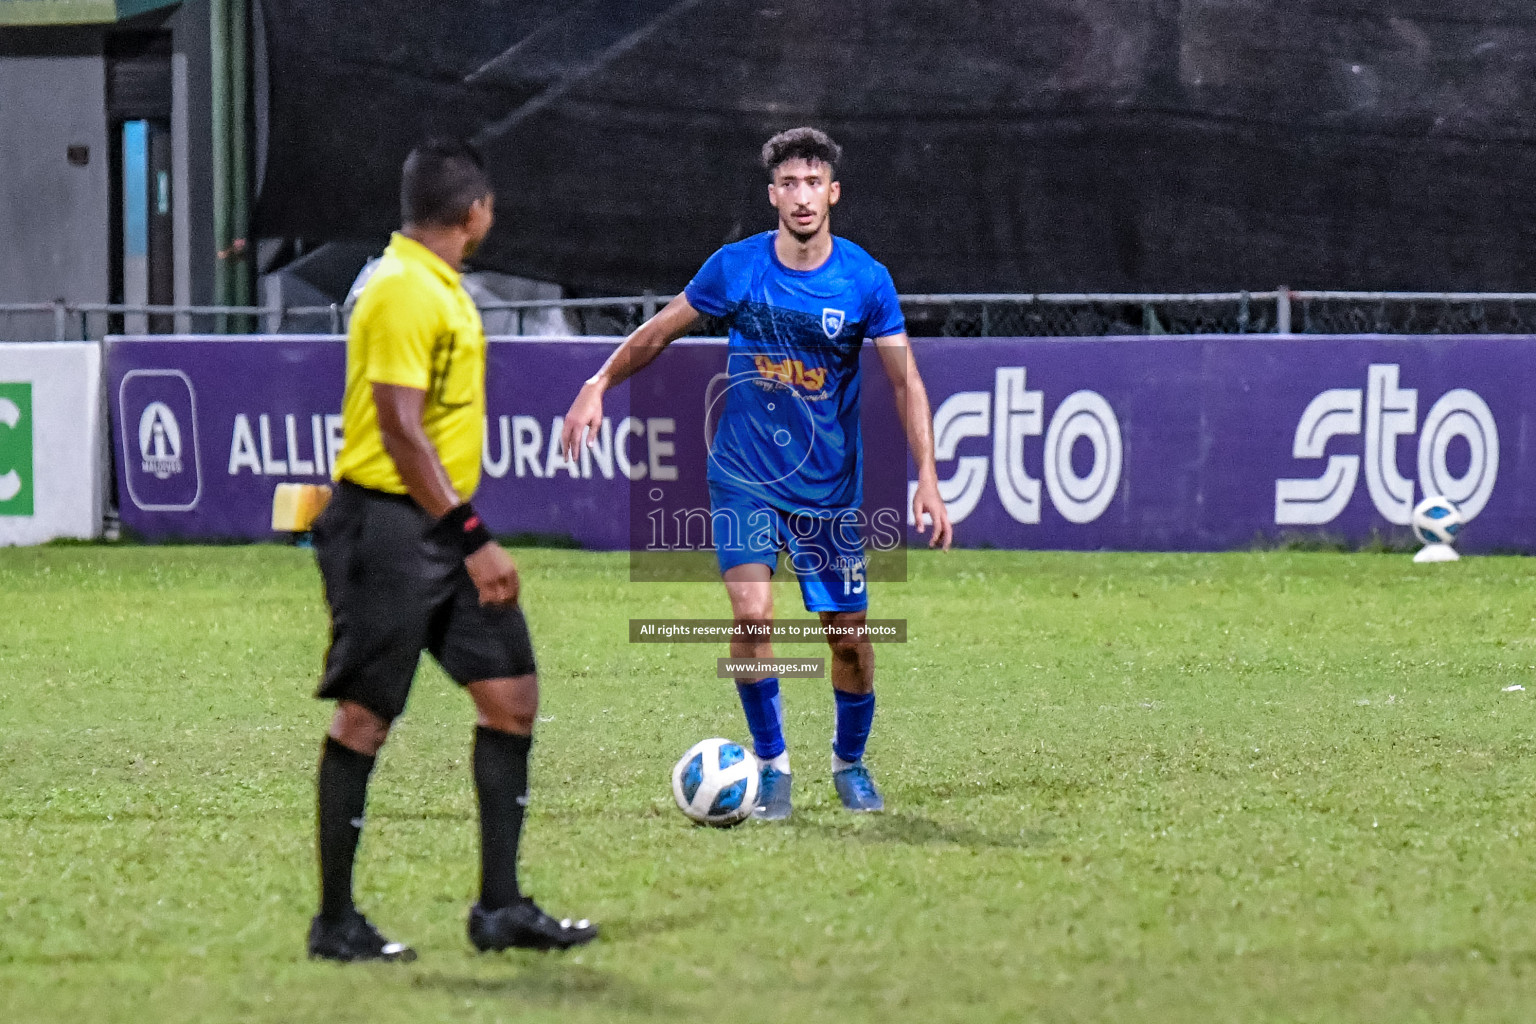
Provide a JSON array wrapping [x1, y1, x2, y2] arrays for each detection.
[[752, 765, 793, 820], [832, 762, 884, 812]]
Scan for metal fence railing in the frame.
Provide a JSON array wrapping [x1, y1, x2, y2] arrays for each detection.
[[1286, 292, 1536, 336], [899, 292, 1286, 337], [10, 291, 1536, 341]]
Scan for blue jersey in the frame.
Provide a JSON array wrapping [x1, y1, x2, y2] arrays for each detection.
[[684, 231, 905, 510]]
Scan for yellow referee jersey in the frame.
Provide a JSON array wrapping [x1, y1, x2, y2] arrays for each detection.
[[332, 232, 486, 499]]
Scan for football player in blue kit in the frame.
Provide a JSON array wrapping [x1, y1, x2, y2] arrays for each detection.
[[561, 127, 952, 818]]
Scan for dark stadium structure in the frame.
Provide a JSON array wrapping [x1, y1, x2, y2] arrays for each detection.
[[254, 1, 1536, 296]]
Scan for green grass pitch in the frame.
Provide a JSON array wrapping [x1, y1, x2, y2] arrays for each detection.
[[3, 545, 1536, 1022]]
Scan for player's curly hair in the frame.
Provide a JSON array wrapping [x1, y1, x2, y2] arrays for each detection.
[[761, 127, 842, 179]]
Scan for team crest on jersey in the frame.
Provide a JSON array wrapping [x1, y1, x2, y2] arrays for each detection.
[[821, 308, 845, 339]]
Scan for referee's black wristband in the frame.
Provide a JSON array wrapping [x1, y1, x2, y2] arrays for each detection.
[[432, 502, 495, 558]]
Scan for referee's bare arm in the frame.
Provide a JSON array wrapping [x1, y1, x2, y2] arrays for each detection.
[[560, 294, 701, 461], [374, 382, 520, 605]]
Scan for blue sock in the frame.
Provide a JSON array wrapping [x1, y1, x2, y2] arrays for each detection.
[[735, 677, 785, 760], [832, 689, 876, 764]]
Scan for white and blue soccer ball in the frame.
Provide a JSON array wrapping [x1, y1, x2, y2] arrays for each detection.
[[672, 738, 759, 828], [1412, 495, 1465, 546]]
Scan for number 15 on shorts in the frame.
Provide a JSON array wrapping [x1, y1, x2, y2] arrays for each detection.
[[840, 555, 867, 596]]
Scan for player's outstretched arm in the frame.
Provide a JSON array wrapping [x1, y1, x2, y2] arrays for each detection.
[[874, 334, 953, 550], [560, 294, 701, 461]]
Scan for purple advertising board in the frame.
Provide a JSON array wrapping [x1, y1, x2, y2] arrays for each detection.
[[107, 334, 1535, 553]]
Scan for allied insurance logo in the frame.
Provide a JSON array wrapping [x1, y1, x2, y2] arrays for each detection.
[[0, 382, 33, 517], [119, 370, 201, 512], [139, 402, 185, 479]]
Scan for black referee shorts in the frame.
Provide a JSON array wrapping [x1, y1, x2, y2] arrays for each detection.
[[312, 481, 537, 722]]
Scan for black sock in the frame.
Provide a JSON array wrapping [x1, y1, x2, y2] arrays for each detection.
[[474, 725, 532, 911], [317, 735, 376, 922]]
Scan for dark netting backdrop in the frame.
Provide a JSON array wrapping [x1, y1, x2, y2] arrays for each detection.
[[254, 1, 1536, 295]]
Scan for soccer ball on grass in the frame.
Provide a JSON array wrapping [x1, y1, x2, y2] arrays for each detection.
[[1411, 495, 1464, 547], [672, 738, 759, 827]]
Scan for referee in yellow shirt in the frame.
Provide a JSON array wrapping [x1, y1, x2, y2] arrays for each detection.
[[307, 139, 596, 962]]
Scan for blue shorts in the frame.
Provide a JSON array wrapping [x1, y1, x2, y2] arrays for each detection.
[[709, 482, 869, 613]]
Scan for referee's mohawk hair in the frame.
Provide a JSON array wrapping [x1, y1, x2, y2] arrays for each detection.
[[761, 127, 842, 179], [401, 137, 494, 228]]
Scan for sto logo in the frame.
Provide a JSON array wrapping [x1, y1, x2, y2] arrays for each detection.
[[1275, 364, 1498, 526]]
